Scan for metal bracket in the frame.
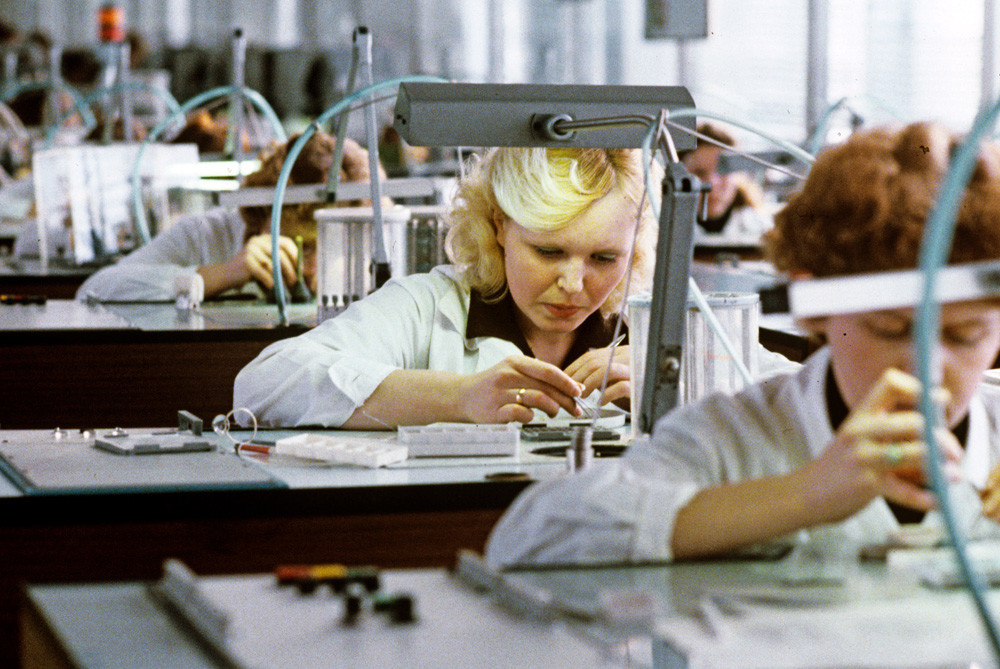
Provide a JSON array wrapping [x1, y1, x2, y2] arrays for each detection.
[[638, 162, 704, 434]]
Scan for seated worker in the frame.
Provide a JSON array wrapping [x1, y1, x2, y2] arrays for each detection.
[[682, 122, 773, 242], [168, 109, 228, 154], [75, 131, 373, 302], [486, 121, 1000, 565], [233, 147, 660, 428]]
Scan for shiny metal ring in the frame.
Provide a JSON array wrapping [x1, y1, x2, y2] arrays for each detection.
[[515, 388, 527, 405], [883, 443, 904, 466]]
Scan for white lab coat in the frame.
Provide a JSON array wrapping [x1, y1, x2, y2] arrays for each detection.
[[233, 265, 526, 427], [695, 205, 774, 246], [75, 207, 246, 302], [233, 262, 800, 428], [485, 347, 1000, 566]]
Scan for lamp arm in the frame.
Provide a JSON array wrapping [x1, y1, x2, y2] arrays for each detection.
[[638, 161, 704, 433]]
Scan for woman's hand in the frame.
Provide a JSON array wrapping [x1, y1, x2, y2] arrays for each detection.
[[457, 355, 585, 423], [243, 234, 299, 290], [801, 368, 962, 524], [564, 344, 631, 405], [981, 464, 1000, 521], [198, 234, 295, 297]]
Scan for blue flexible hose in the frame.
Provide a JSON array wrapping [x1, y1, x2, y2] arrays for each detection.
[[43, 81, 182, 148], [3, 79, 97, 131], [916, 105, 1000, 662], [129, 85, 286, 246], [267, 74, 446, 325]]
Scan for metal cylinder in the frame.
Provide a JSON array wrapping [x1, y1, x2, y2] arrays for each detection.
[[566, 425, 593, 473]]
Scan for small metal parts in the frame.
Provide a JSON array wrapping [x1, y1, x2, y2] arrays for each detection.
[[566, 425, 594, 473], [274, 563, 417, 626]]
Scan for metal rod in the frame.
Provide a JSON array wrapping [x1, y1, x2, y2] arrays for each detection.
[[227, 29, 246, 162], [551, 114, 655, 133], [118, 41, 133, 142], [355, 27, 390, 287], [326, 31, 362, 203]]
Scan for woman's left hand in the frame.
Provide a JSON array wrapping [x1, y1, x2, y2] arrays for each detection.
[[564, 344, 631, 405]]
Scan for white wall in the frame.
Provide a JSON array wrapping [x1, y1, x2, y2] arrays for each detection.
[[2, 0, 994, 143]]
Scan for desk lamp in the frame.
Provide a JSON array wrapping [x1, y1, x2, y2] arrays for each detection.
[[392, 81, 698, 432]]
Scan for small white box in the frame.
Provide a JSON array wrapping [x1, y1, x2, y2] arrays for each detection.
[[397, 423, 520, 457], [274, 433, 407, 468]]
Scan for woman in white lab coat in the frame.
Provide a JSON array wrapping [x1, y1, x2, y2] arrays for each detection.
[[74, 131, 373, 302], [233, 147, 660, 428], [485, 121, 1000, 565], [681, 122, 773, 243]]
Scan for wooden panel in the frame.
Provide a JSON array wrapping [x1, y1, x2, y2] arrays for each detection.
[[0, 339, 273, 428], [0, 277, 91, 300], [19, 601, 76, 669]]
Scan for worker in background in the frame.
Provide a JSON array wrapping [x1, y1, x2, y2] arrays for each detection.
[[681, 122, 773, 242], [234, 147, 659, 428], [75, 130, 374, 302], [487, 121, 1000, 565], [168, 109, 228, 154], [5, 30, 76, 130]]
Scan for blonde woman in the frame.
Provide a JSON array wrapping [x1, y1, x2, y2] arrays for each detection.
[[234, 147, 657, 428]]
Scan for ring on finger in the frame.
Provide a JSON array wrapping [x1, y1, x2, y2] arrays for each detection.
[[515, 388, 527, 405], [883, 443, 904, 466]]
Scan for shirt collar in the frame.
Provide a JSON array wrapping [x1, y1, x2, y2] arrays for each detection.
[[824, 363, 970, 447], [465, 290, 628, 370]]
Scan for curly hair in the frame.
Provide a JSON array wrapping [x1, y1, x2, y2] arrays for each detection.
[[239, 130, 373, 240], [765, 121, 1000, 277], [445, 147, 657, 317]]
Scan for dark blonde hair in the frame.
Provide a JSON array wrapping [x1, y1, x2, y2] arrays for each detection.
[[239, 130, 373, 239], [766, 121, 1000, 277], [445, 147, 657, 316]]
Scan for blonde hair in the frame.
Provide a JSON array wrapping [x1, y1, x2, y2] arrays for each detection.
[[445, 147, 657, 316]]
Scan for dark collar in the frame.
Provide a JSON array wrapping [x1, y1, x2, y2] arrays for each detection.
[[696, 199, 736, 234], [824, 364, 968, 446], [466, 290, 627, 370]]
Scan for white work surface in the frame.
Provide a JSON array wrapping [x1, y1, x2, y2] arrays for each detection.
[[505, 555, 999, 669], [24, 550, 1000, 669], [0, 298, 318, 331], [237, 425, 622, 489], [25, 568, 627, 668], [0, 426, 623, 498], [0, 299, 134, 330]]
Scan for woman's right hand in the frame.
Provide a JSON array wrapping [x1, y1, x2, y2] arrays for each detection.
[[458, 355, 585, 424], [243, 234, 299, 290], [800, 368, 963, 524]]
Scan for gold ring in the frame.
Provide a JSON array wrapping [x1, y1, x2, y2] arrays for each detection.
[[516, 388, 526, 405]]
